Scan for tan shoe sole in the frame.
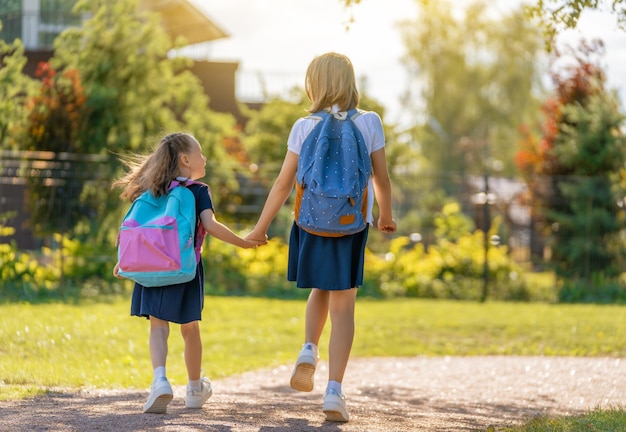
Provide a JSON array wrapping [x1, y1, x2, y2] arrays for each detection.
[[290, 363, 315, 392]]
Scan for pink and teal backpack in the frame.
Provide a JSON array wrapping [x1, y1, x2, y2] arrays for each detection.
[[116, 180, 207, 287]]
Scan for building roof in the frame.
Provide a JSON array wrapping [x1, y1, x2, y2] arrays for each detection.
[[139, 0, 228, 45]]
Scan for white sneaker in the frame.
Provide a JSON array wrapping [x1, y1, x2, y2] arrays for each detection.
[[323, 389, 349, 422], [185, 376, 213, 408], [290, 345, 318, 392], [143, 378, 173, 414]]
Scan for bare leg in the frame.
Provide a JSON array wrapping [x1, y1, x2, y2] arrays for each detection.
[[290, 289, 329, 392], [181, 321, 202, 381], [305, 288, 329, 345], [149, 316, 170, 370], [144, 316, 174, 414], [327, 288, 357, 383]]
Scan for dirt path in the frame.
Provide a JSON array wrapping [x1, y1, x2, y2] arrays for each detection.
[[2, 356, 626, 431]]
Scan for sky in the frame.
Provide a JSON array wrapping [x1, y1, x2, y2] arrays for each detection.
[[192, 0, 626, 128]]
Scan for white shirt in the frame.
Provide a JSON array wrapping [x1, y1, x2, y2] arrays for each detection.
[[287, 108, 386, 224]]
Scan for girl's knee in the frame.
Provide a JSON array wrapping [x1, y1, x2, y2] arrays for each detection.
[[181, 321, 200, 338], [149, 316, 170, 331]]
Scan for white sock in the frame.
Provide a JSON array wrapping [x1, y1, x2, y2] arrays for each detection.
[[303, 342, 318, 357], [327, 380, 342, 395], [153, 366, 166, 382], [188, 378, 201, 391]]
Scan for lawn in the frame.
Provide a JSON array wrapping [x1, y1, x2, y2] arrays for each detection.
[[1, 296, 626, 401]]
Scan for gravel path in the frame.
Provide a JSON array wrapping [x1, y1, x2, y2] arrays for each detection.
[[1, 356, 626, 431]]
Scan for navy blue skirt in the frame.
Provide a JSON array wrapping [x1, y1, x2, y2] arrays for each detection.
[[288, 222, 369, 290], [130, 261, 205, 324]]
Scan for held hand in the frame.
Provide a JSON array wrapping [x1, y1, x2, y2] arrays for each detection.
[[113, 262, 124, 279], [242, 238, 267, 249], [245, 229, 268, 245], [377, 217, 397, 234]]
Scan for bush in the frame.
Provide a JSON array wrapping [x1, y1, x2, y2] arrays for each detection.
[[203, 236, 302, 298], [558, 273, 626, 304], [364, 231, 531, 301]]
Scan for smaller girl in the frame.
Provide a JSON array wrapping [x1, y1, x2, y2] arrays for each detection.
[[113, 132, 264, 414]]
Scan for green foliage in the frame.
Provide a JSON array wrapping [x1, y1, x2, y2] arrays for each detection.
[[364, 202, 531, 301], [402, 0, 545, 188], [0, 21, 36, 149], [0, 242, 61, 301], [0, 201, 540, 302], [12, 0, 244, 263], [501, 406, 626, 432], [434, 202, 475, 241], [525, 0, 626, 45], [0, 217, 122, 302], [203, 236, 300, 298], [20, 62, 103, 237], [242, 94, 309, 166], [558, 274, 626, 303], [517, 41, 626, 281]]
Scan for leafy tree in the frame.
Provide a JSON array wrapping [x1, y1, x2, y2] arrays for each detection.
[[20, 0, 243, 243], [340, 0, 626, 39], [400, 0, 545, 195], [525, 0, 626, 42], [21, 61, 96, 237], [516, 40, 626, 279], [0, 21, 36, 149]]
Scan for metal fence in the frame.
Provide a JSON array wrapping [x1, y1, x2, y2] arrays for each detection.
[[2, 149, 622, 274], [0, 149, 109, 249]]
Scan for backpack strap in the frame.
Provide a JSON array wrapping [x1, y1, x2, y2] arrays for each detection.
[[168, 178, 202, 190], [348, 109, 361, 121], [168, 179, 210, 263]]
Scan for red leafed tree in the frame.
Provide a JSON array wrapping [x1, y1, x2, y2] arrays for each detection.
[[515, 39, 626, 281], [23, 61, 95, 237], [25, 62, 87, 153]]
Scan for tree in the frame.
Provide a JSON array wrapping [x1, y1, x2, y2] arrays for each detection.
[[400, 0, 545, 192], [0, 21, 36, 149], [525, 0, 626, 42], [21, 61, 96, 237], [22, 0, 243, 242], [340, 0, 626, 34], [516, 40, 626, 279]]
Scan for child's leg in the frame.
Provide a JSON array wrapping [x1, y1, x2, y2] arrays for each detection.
[[327, 288, 357, 384], [180, 321, 202, 381], [181, 320, 212, 408], [149, 316, 170, 373], [305, 288, 329, 345], [290, 289, 328, 392], [144, 316, 173, 414]]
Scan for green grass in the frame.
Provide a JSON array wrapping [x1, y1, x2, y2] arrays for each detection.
[[2, 297, 626, 413], [498, 407, 626, 431]]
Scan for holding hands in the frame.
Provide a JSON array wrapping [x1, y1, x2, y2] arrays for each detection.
[[245, 227, 269, 246], [243, 235, 268, 248]]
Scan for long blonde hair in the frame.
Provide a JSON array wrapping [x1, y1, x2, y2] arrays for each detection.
[[305, 52, 359, 113], [112, 132, 195, 202]]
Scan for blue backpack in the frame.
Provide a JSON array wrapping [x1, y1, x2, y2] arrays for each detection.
[[294, 109, 372, 237], [116, 180, 207, 287]]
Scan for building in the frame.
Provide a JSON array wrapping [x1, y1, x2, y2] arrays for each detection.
[[0, 0, 246, 122], [0, 0, 246, 248]]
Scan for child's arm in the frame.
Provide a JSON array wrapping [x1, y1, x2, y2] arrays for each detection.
[[371, 147, 397, 234], [200, 209, 264, 248], [246, 151, 298, 242]]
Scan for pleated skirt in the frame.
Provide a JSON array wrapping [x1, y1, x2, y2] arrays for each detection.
[[287, 222, 369, 290], [130, 262, 205, 324]]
